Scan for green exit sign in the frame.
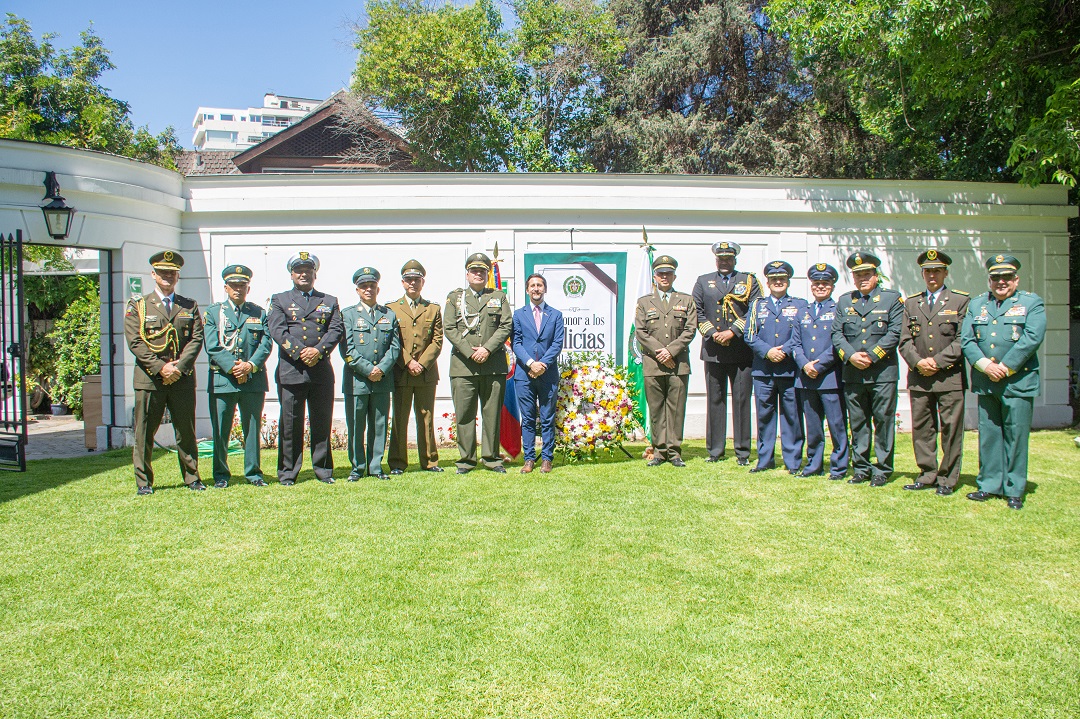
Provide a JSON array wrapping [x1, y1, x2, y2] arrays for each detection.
[[127, 276, 142, 297]]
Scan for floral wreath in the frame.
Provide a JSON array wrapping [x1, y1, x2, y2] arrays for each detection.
[[556, 352, 639, 461]]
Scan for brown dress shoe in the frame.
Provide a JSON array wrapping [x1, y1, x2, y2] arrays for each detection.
[[540, 460, 553, 473], [521, 460, 535, 474]]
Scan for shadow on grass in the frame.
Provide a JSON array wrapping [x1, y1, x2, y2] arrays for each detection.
[[0, 448, 136, 504]]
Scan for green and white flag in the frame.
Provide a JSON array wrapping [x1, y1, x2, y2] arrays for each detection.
[[627, 228, 655, 440]]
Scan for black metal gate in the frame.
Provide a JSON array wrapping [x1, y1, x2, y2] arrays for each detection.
[[0, 230, 27, 470]]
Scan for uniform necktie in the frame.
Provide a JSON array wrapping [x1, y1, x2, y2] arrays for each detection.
[[533, 305, 542, 331], [927, 292, 935, 309], [163, 296, 172, 315]]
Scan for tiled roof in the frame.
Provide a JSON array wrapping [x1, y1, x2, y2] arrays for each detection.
[[176, 150, 241, 176]]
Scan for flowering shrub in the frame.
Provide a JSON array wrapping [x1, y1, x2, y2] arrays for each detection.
[[436, 412, 458, 447], [556, 352, 639, 461], [230, 414, 345, 450]]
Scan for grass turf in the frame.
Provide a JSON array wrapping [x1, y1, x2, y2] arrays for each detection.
[[1, 431, 1077, 718]]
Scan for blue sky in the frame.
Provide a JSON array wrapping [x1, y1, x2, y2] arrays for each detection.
[[5, 0, 367, 148]]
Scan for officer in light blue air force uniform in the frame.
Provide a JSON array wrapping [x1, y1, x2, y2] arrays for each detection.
[[961, 254, 1046, 510], [791, 263, 849, 479], [747, 260, 807, 473], [340, 267, 401, 480]]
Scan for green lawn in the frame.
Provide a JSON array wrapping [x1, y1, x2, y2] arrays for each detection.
[[1, 431, 1078, 718]]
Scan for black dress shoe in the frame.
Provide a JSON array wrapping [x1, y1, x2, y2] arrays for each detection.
[[828, 474, 846, 481], [279, 479, 296, 486], [935, 486, 953, 496], [704, 456, 723, 463], [426, 466, 444, 472], [137, 486, 153, 496], [966, 491, 994, 502], [190, 480, 207, 491], [456, 467, 471, 475], [736, 458, 749, 466], [788, 468, 801, 476], [250, 478, 268, 487], [869, 476, 888, 487], [318, 476, 335, 484], [489, 466, 507, 474], [390, 469, 404, 476], [848, 474, 870, 484], [799, 470, 823, 478], [213, 479, 229, 489], [903, 482, 936, 491], [646, 458, 665, 467], [1007, 497, 1024, 510], [347, 473, 362, 482], [749, 465, 773, 473], [670, 457, 686, 467], [373, 473, 390, 481]]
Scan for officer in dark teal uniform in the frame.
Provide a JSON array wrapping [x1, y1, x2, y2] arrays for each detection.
[[831, 251, 904, 486], [961, 255, 1046, 510], [746, 260, 807, 473], [340, 267, 401, 480], [203, 265, 272, 487]]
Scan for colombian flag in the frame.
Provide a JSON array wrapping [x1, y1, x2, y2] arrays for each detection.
[[487, 253, 521, 459]]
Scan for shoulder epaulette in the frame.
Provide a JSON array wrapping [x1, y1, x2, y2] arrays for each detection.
[[904, 294, 921, 302], [952, 290, 969, 296]]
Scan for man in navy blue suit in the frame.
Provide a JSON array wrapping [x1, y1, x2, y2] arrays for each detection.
[[792, 263, 849, 479], [747, 260, 807, 473], [512, 274, 565, 473]]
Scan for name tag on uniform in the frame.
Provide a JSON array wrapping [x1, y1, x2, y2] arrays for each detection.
[[940, 309, 958, 315], [486, 298, 502, 308], [782, 307, 798, 317], [1004, 305, 1027, 317], [245, 317, 261, 324], [871, 309, 887, 314]]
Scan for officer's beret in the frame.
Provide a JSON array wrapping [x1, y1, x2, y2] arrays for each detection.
[[846, 251, 881, 272], [652, 255, 678, 272], [807, 263, 839, 282], [150, 250, 183, 271], [401, 259, 426, 278], [287, 251, 319, 272], [711, 241, 740, 257], [917, 249, 951, 269], [985, 254, 1021, 276], [764, 260, 794, 278], [352, 267, 381, 285], [466, 253, 492, 271], [223, 264, 253, 283]]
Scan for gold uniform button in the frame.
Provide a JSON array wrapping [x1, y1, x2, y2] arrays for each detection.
[[929, 334, 934, 339], [928, 347, 934, 351], [992, 320, 997, 324], [990, 344, 995, 349]]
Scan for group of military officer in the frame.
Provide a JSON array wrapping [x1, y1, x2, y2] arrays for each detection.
[[126, 239, 1046, 509], [124, 249, 517, 493], [634, 242, 1046, 509]]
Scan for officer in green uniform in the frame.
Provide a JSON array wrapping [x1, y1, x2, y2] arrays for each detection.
[[961, 255, 1046, 510], [444, 252, 513, 474], [340, 267, 401, 480], [203, 265, 272, 488], [831, 251, 904, 486], [635, 255, 698, 467], [898, 250, 969, 495], [124, 250, 205, 494]]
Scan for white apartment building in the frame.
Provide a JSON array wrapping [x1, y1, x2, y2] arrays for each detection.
[[191, 93, 321, 151]]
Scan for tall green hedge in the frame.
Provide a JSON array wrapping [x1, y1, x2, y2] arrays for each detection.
[[46, 295, 100, 419]]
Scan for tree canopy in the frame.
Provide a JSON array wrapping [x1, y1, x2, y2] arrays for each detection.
[[0, 13, 180, 169]]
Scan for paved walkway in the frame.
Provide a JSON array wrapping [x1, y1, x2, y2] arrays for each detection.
[[25, 415, 101, 461]]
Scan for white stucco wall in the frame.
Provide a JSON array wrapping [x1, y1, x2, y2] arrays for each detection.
[[1, 139, 1074, 448]]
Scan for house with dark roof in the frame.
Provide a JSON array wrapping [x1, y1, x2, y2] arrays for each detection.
[[178, 91, 415, 176]]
